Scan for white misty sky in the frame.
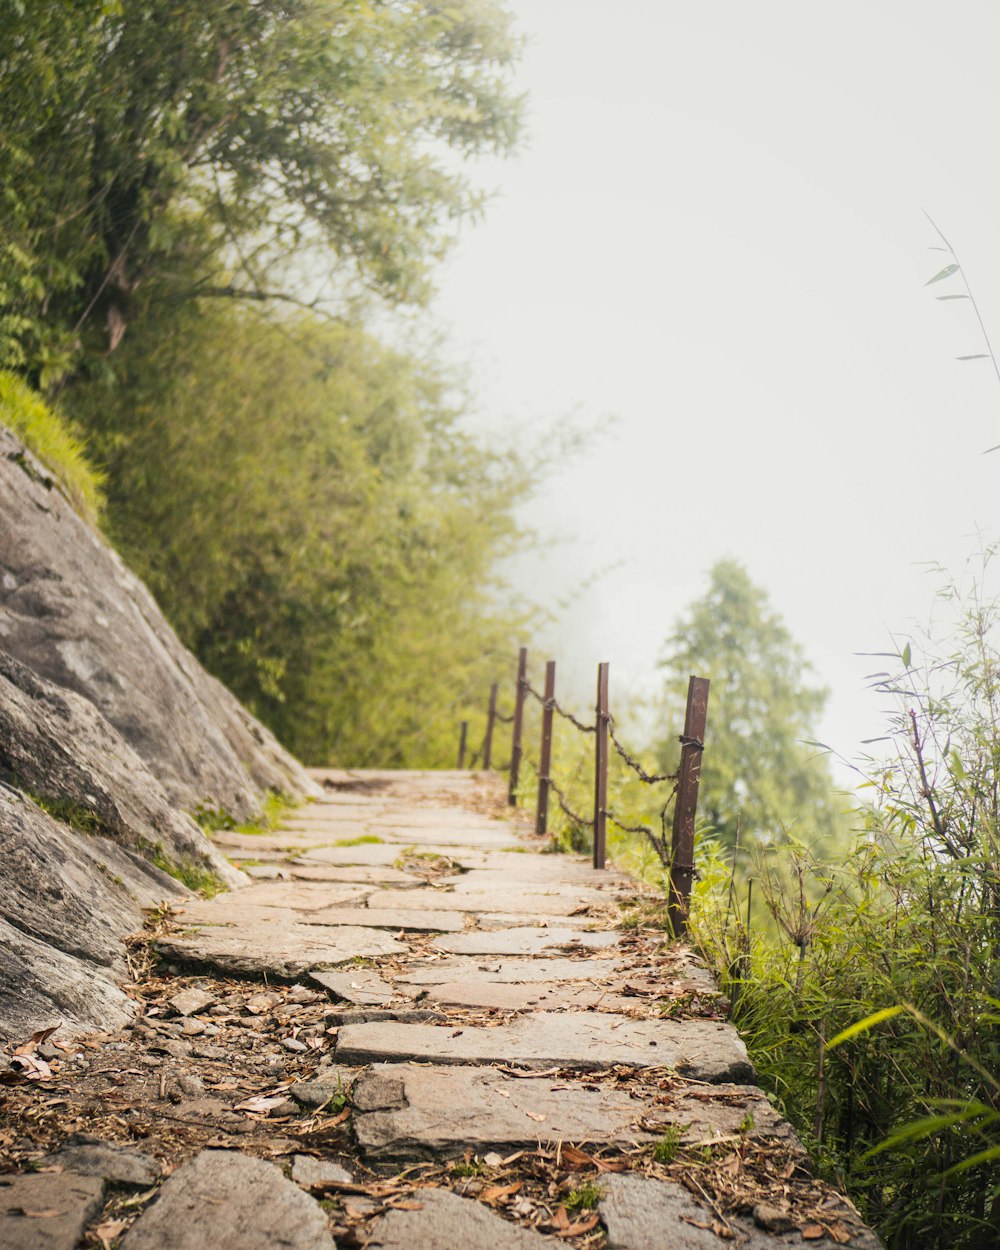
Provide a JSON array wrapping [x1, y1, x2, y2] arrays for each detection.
[[428, 0, 1000, 768]]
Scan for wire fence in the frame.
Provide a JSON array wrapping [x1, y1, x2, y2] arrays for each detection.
[[458, 647, 710, 937]]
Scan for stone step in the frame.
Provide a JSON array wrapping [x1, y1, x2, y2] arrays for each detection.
[[334, 1011, 754, 1081], [352, 1063, 794, 1160]]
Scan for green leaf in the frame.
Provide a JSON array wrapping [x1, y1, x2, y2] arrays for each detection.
[[901, 643, 911, 668], [944, 1144, 1000, 1177], [957, 354, 990, 361], [827, 1006, 905, 1049], [925, 264, 960, 286]]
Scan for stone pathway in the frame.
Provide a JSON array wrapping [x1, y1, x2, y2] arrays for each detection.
[[0, 770, 881, 1248]]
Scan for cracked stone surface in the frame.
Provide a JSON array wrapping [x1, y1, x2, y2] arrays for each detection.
[[365, 1187, 558, 1249], [336, 1011, 754, 1079], [598, 1174, 882, 1250], [156, 919, 406, 977], [352, 1065, 796, 1159], [45, 1138, 161, 1186], [430, 927, 619, 956], [121, 1150, 335, 1250], [0, 1171, 105, 1250]]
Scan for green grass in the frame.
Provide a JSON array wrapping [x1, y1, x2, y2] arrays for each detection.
[[332, 834, 383, 847], [193, 790, 298, 836], [149, 848, 227, 897], [652, 1125, 682, 1164], [0, 371, 104, 524], [564, 1182, 603, 1212]]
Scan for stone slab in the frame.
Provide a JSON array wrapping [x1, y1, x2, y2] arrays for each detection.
[[416, 979, 634, 1011], [366, 1186, 557, 1249], [175, 882, 370, 917], [303, 907, 466, 933], [0, 1171, 105, 1250], [598, 1173, 882, 1250], [47, 1138, 161, 1185], [352, 1063, 655, 1157], [298, 844, 436, 867], [394, 957, 626, 986], [288, 865, 420, 886], [352, 1066, 796, 1160], [336, 1012, 754, 1080], [431, 928, 618, 957], [363, 889, 604, 916], [158, 921, 405, 978], [290, 1156, 353, 1187], [122, 1150, 334, 1250], [311, 969, 411, 1005]]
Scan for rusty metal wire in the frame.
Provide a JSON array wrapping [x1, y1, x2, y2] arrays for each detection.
[[524, 755, 593, 829], [604, 808, 653, 836], [523, 680, 597, 735], [494, 709, 515, 725], [607, 716, 677, 785]]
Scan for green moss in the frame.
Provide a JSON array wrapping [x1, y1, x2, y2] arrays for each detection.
[[26, 790, 105, 835], [564, 1182, 603, 1212], [0, 371, 104, 523], [332, 834, 383, 847], [149, 848, 226, 897], [192, 790, 298, 836]]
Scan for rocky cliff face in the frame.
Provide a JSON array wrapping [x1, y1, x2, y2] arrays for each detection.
[[0, 423, 319, 1042]]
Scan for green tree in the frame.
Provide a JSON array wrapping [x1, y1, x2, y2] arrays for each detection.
[[0, 0, 523, 380], [658, 559, 844, 849], [67, 295, 532, 765]]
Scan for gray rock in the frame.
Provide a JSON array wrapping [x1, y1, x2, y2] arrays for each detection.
[[0, 423, 317, 817], [336, 1012, 754, 1081], [168, 988, 216, 1017], [290, 1156, 353, 1187], [122, 1150, 334, 1250], [598, 1173, 883, 1249], [394, 956, 626, 986], [366, 1187, 558, 1249], [352, 1065, 793, 1159], [0, 1170, 105, 1250], [0, 650, 243, 890], [0, 786, 182, 1040], [305, 907, 467, 933], [290, 1080, 347, 1110], [157, 918, 406, 978], [310, 969, 400, 1005], [431, 928, 619, 957], [364, 887, 608, 915], [47, 1138, 161, 1186]]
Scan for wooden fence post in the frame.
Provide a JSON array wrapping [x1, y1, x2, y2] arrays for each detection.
[[592, 661, 609, 868], [535, 660, 556, 836], [457, 720, 468, 770], [508, 647, 528, 806], [668, 675, 710, 937], [482, 682, 498, 769]]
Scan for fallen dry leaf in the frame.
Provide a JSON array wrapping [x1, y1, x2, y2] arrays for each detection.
[[559, 1213, 601, 1238], [14, 1208, 64, 1218], [801, 1225, 826, 1240], [233, 1095, 287, 1113], [525, 1111, 546, 1123], [481, 1182, 522, 1205], [13, 1025, 61, 1057], [93, 1219, 128, 1249]]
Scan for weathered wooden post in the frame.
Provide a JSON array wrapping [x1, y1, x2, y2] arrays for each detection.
[[457, 720, 469, 770], [482, 682, 498, 769], [534, 660, 556, 836], [668, 675, 710, 937], [592, 661, 609, 868], [508, 647, 528, 806]]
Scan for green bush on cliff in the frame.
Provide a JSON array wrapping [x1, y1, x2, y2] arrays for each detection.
[[0, 370, 104, 523]]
